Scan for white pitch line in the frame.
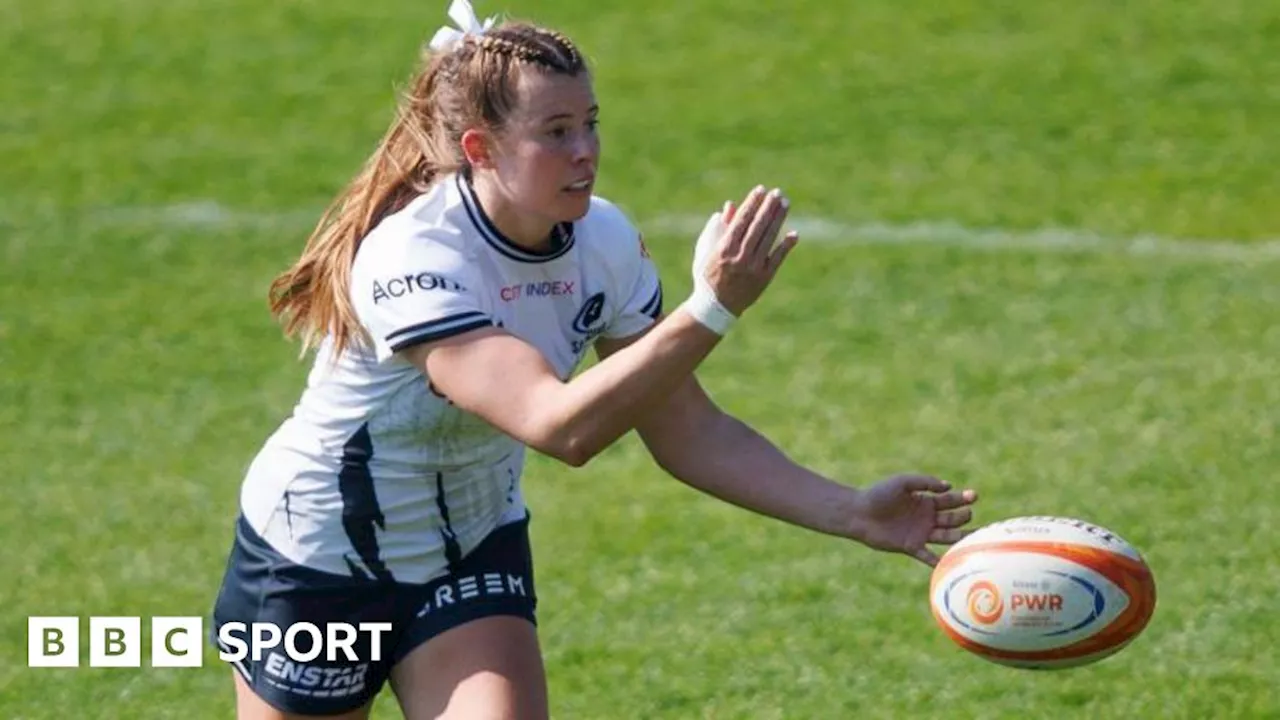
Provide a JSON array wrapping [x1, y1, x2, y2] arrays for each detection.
[[84, 200, 319, 231], [9, 201, 1280, 264], [645, 214, 1280, 263]]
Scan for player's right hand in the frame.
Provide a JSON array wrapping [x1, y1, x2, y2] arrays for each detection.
[[692, 185, 799, 317]]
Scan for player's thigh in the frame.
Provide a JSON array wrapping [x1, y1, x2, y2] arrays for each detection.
[[211, 515, 405, 716], [233, 670, 374, 720], [389, 615, 548, 720]]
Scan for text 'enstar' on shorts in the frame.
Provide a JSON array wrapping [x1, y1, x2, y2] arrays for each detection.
[[27, 617, 205, 668]]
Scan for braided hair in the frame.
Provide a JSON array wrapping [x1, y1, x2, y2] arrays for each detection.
[[472, 28, 582, 72]]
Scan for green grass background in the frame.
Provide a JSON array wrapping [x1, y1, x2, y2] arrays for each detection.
[[3, 0, 1278, 718]]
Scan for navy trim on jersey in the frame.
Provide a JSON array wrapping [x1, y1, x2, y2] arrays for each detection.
[[640, 283, 664, 320], [337, 425, 393, 582], [283, 490, 294, 537], [387, 312, 493, 352], [435, 472, 464, 571], [456, 174, 576, 263]]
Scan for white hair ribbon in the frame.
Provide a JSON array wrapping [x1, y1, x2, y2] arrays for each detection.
[[427, 0, 497, 52]]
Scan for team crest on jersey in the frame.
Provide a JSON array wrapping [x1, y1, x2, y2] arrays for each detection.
[[572, 292, 607, 335]]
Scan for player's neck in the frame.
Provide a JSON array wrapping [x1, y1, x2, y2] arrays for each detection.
[[468, 174, 557, 253]]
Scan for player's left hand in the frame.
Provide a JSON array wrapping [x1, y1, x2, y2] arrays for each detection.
[[849, 475, 979, 567]]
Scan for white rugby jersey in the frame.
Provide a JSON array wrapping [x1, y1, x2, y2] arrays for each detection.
[[239, 173, 662, 583]]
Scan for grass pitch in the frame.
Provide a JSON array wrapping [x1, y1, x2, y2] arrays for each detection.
[[3, 0, 1278, 717]]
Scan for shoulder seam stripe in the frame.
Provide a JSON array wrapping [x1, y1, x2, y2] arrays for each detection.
[[386, 311, 490, 342], [388, 318, 493, 352]]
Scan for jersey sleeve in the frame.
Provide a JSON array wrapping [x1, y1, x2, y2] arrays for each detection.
[[602, 229, 664, 339], [351, 229, 493, 363]]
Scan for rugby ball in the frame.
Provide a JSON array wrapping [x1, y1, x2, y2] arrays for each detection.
[[929, 516, 1156, 669]]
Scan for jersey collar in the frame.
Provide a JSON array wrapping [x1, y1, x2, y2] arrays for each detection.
[[455, 173, 576, 263]]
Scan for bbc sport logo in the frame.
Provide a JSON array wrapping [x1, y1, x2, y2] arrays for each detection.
[[28, 617, 202, 668], [27, 617, 391, 668]]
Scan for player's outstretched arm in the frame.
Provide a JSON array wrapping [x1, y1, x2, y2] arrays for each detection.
[[401, 186, 797, 468], [599, 353, 979, 566]]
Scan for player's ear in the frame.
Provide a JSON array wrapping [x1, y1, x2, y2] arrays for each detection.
[[460, 128, 496, 169]]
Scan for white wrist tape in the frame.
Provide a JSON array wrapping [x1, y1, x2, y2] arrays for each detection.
[[681, 209, 736, 335], [682, 282, 737, 335]]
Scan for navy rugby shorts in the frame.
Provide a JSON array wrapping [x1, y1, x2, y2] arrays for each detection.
[[209, 514, 537, 716]]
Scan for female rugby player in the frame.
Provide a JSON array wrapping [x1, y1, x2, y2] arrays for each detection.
[[210, 2, 979, 717]]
